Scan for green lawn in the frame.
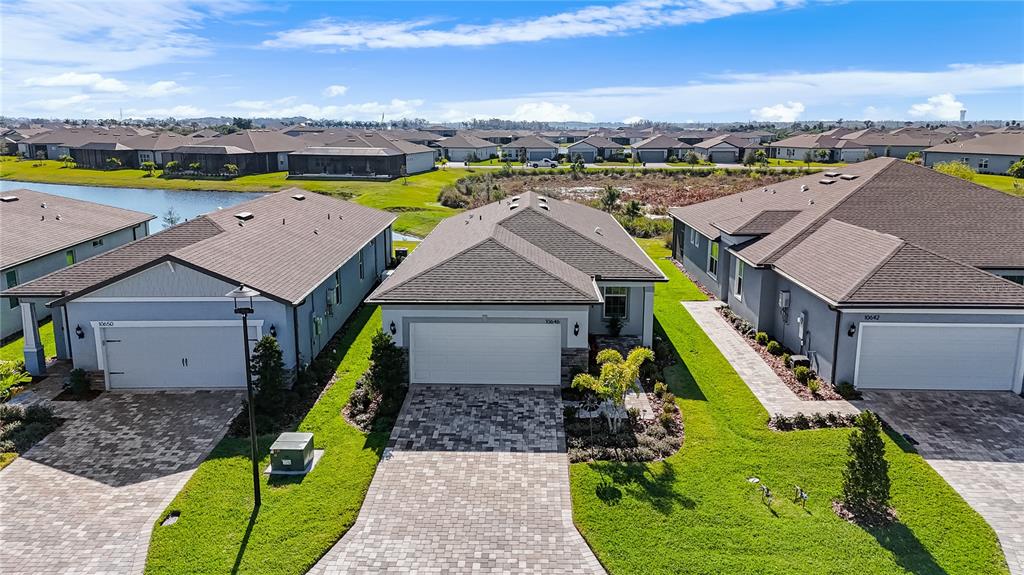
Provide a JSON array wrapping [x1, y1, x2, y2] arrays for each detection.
[[570, 240, 1008, 575], [974, 173, 1024, 197], [0, 158, 469, 237], [0, 319, 56, 363], [768, 158, 848, 168], [145, 306, 389, 575]]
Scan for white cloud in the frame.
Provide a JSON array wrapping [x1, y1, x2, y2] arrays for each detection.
[[750, 101, 804, 122], [143, 80, 190, 97], [263, 0, 800, 50], [323, 84, 348, 98], [24, 72, 127, 92], [907, 93, 965, 120], [36, 94, 91, 110], [125, 105, 206, 118], [228, 97, 423, 120], [508, 102, 594, 122], [622, 116, 645, 124]]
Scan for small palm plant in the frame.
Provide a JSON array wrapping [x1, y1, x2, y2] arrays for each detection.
[[572, 347, 654, 432]]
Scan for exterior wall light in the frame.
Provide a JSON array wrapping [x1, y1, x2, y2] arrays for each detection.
[[269, 324, 277, 338], [75, 325, 85, 339], [847, 324, 857, 337], [389, 321, 397, 335], [573, 322, 580, 336]]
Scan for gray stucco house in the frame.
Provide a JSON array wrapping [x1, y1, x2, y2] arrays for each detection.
[[632, 134, 691, 163], [923, 133, 1024, 174], [670, 158, 1024, 393], [567, 135, 626, 162], [1, 189, 153, 353], [437, 134, 498, 162], [504, 135, 559, 162], [367, 192, 666, 386], [3, 189, 394, 387]]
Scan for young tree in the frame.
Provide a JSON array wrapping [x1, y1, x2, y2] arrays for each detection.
[[140, 161, 157, 176], [250, 335, 287, 410], [684, 150, 701, 165], [163, 160, 180, 173], [438, 157, 448, 170], [933, 160, 976, 181], [223, 163, 239, 176], [58, 153, 74, 168], [188, 161, 202, 173], [623, 199, 643, 218], [803, 150, 815, 166], [754, 149, 769, 167], [571, 347, 654, 432], [105, 156, 122, 169], [366, 329, 406, 413], [842, 411, 891, 515], [162, 207, 181, 227], [1007, 158, 1024, 179], [600, 185, 621, 212], [815, 149, 830, 163], [231, 117, 253, 130]]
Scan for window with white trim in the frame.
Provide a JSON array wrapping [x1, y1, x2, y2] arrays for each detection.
[[65, 250, 75, 266], [979, 158, 989, 169], [5, 270, 18, 309], [358, 249, 365, 280], [708, 242, 719, 278], [333, 270, 342, 306], [735, 260, 745, 299], [689, 228, 699, 247], [603, 286, 628, 319]]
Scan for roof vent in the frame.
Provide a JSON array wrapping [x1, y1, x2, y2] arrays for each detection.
[[594, 226, 603, 235], [510, 195, 521, 201], [824, 171, 841, 177], [839, 174, 859, 180], [234, 211, 254, 221], [800, 184, 809, 192], [291, 193, 306, 200], [0, 195, 18, 202], [818, 179, 836, 185], [539, 204, 549, 210], [40, 202, 47, 208]]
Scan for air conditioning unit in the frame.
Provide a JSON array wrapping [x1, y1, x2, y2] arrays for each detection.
[[778, 290, 791, 309]]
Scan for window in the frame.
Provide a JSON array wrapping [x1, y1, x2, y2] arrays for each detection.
[[979, 158, 989, 169], [603, 286, 628, 319], [689, 228, 700, 247], [4, 270, 18, 309], [358, 249, 365, 280], [334, 270, 342, 306], [735, 260, 745, 299], [92, 238, 104, 247], [65, 250, 76, 266], [708, 242, 719, 278]]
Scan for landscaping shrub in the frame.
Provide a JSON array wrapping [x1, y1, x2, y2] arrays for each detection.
[[653, 381, 668, 398], [658, 410, 675, 431], [841, 411, 892, 517], [365, 330, 406, 415], [793, 365, 811, 384], [791, 412, 811, 430], [1008, 158, 1024, 179], [836, 381, 862, 400], [781, 352, 791, 368], [0, 403, 59, 456], [67, 368, 90, 397], [765, 340, 783, 356], [755, 332, 769, 345], [807, 379, 821, 396], [0, 360, 30, 402], [933, 160, 976, 181]]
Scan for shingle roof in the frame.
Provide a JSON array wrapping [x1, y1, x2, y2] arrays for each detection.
[[769, 133, 866, 150], [670, 158, 1024, 307], [568, 135, 624, 149], [506, 135, 558, 149], [122, 132, 197, 151], [296, 131, 433, 155], [714, 210, 801, 235], [4, 190, 395, 305], [167, 144, 253, 155], [633, 134, 691, 149], [924, 133, 1024, 156], [0, 189, 155, 269], [368, 192, 665, 304], [197, 129, 307, 153], [438, 134, 495, 149], [694, 134, 749, 149]]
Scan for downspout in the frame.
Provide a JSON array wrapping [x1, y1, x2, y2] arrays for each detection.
[[292, 304, 301, 369], [830, 306, 841, 384], [62, 305, 74, 361]]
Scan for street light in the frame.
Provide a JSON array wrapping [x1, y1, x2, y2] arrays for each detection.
[[227, 284, 262, 508]]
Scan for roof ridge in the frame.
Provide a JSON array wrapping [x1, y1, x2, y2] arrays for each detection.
[[887, 239, 1024, 293], [761, 158, 898, 264]]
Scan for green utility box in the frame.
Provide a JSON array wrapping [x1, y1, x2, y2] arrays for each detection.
[[270, 432, 314, 473]]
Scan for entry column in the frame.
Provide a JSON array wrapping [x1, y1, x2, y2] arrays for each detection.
[[20, 301, 46, 375]]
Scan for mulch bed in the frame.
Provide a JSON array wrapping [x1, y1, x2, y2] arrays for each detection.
[[52, 389, 103, 402], [832, 500, 898, 527]]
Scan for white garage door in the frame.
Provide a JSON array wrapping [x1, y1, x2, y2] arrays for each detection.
[[856, 323, 1024, 391], [101, 322, 258, 389], [410, 322, 561, 385]]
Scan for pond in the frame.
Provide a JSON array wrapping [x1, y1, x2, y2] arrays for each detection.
[[0, 180, 421, 240]]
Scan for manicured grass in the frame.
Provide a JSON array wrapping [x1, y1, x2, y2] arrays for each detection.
[[974, 173, 1024, 197], [145, 306, 389, 575], [393, 240, 419, 255], [0, 319, 56, 363], [0, 158, 470, 237], [570, 242, 1008, 575], [0, 452, 18, 470], [768, 158, 848, 168]]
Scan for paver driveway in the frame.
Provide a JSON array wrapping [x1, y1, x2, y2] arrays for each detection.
[[860, 390, 1024, 575], [0, 389, 240, 575], [310, 384, 605, 575]]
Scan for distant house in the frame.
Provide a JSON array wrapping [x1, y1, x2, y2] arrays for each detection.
[[504, 135, 559, 162], [693, 134, 759, 164], [122, 132, 197, 167], [670, 158, 1024, 393], [70, 142, 138, 169], [566, 135, 626, 162], [164, 129, 306, 174], [632, 134, 691, 163], [3, 190, 394, 384], [367, 192, 666, 386], [438, 134, 498, 162], [3, 127, 52, 155], [768, 133, 869, 163], [845, 130, 950, 159], [188, 128, 220, 139], [0, 189, 153, 353], [19, 127, 150, 161], [671, 130, 722, 146], [923, 133, 1024, 174], [421, 124, 458, 137], [288, 132, 435, 179]]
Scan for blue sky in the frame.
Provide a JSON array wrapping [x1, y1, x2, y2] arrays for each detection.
[[2, 0, 1022, 123]]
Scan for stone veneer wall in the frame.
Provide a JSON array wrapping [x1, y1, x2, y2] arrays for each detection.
[[561, 348, 589, 386]]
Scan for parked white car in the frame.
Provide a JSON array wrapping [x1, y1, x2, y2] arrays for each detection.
[[529, 158, 559, 168]]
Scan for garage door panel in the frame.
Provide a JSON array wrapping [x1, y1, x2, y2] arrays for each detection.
[[410, 322, 560, 385], [857, 324, 1023, 391]]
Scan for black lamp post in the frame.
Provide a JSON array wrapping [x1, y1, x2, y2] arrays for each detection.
[[227, 284, 262, 508]]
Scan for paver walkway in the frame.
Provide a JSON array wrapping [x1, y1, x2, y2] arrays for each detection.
[[0, 387, 240, 575], [682, 301, 859, 416], [309, 384, 605, 575], [858, 390, 1024, 575]]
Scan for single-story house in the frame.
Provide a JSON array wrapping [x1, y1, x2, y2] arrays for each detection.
[[421, 124, 458, 138], [693, 134, 757, 164], [670, 157, 1024, 393], [164, 129, 306, 174], [923, 133, 1024, 174], [3, 190, 395, 386], [598, 128, 652, 146], [768, 134, 869, 163], [366, 192, 667, 386], [288, 132, 435, 179], [0, 189, 153, 351], [3, 127, 51, 155], [122, 132, 198, 166], [843, 130, 950, 159], [69, 142, 138, 169], [504, 135, 559, 162], [19, 127, 149, 161], [437, 134, 498, 162], [672, 130, 723, 146], [632, 134, 691, 163], [567, 135, 626, 162]]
